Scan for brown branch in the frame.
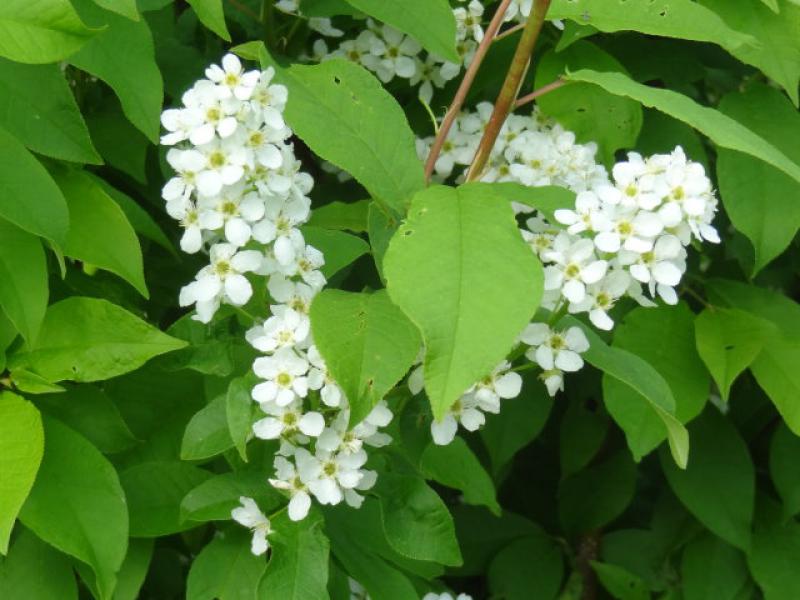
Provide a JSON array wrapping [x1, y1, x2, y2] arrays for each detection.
[[514, 77, 567, 109], [465, 0, 553, 182], [495, 22, 525, 42], [423, 0, 514, 182], [576, 530, 602, 600]]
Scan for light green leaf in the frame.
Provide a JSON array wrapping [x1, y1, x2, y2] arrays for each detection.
[[700, 0, 800, 105], [488, 534, 564, 600], [376, 472, 462, 566], [307, 200, 370, 233], [535, 41, 642, 165], [310, 289, 421, 425], [561, 317, 688, 468], [0, 218, 47, 345], [564, 69, 800, 186], [93, 0, 139, 20], [0, 0, 99, 64], [120, 461, 211, 537], [770, 424, 800, 520], [19, 417, 128, 599], [558, 450, 636, 535], [717, 85, 800, 272], [367, 201, 398, 279], [301, 226, 370, 278], [591, 561, 649, 600], [706, 279, 800, 338], [187, 529, 266, 600], [660, 409, 754, 550], [384, 184, 543, 419], [187, 0, 231, 41], [695, 307, 777, 401], [226, 376, 256, 461], [604, 304, 709, 459], [258, 510, 329, 600], [474, 182, 576, 223], [682, 533, 749, 600], [112, 539, 152, 600], [53, 168, 147, 297], [9, 370, 65, 395], [8, 297, 186, 383], [269, 56, 425, 214], [36, 385, 138, 454], [69, 0, 163, 141], [0, 127, 69, 246], [0, 528, 77, 599], [342, 0, 458, 62], [180, 470, 282, 524], [758, 0, 781, 11], [419, 438, 500, 515], [0, 393, 44, 554], [549, 0, 755, 56], [747, 497, 800, 600], [181, 395, 234, 461], [0, 58, 100, 163]]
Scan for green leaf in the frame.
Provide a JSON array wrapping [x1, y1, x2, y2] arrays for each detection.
[[187, 529, 266, 600], [226, 376, 256, 461], [700, 0, 800, 106], [0, 528, 78, 599], [163, 314, 239, 377], [660, 409, 754, 550], [301, 226, 370, 278], [635, 108, 709, 171], [86, 105, 149, 183], [706, 279, 800, 338], [36, 385, 138, 454], [258, 510, 329, 600], [770, 424, 800, 520], [367, 202, 398, 279], [9, 297, 185, 383], [0, 218, 47, 345], [475, 182, 576, 223], [694, 307, 777, 401], [53, 168, 147, 297], [269, 56, 425, 214], [120, 461, 211, 537], [561, 317, 688, 468], [535, 41, 642, 165], [564, 69, 800, 186], [342, 0, 458, 62], [113, 539, 152, 600], [69, 0, 163, 142], [9, 370, 66, 394], [181, 395, 235, 460], [419, 438, 500, 515], [558, 450, 636, 535], [488, 535, 564, 600], [375, 471, 462, 566], [716, 85, 800, 272], [19, 416, 128, 599], [682, 534, 749, 600], [187, 0, 231, 40], [549, 0, 755, 56], [93, 0, 139, 20], [604, 304, 709, 458], [0, 58, 100, 163], [384, 184, 543, 419], [310, 289, 421, 424], [180, 470, 282, 524], [0, 393, 43, 554], [747, 497, 800, 600], [0, 127, 69, 246], [559, 398, 608, 479], [591, 561, 649, 600], [0, 0, 99, 64], [479, 378, 553, 474], [307, 200, 370, 233]]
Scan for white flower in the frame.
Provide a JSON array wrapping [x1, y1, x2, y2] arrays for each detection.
[[473, 361, 522, 413], [163, 148, 206, 210], [542, 233, 608, 304], [253, 400, 324, 440], [248, 307, 310, 353], [309, 17, 344, 37], [618, 234, 686, 305], [568, 270, 631, 330], [423, 593, 473, 600], [307, 345, 344, 407], [269, 456, 313, 521], [362, 25, 420, 82], [206, 53, 261, 100], [554, 190, 611, 236], [521, 323, 589, 373], [195, 137, 248, 197], [454, 0, 485, 42], [295, 447, 368, 505], [352, 401, 393, 447], [540, 369, 565, 397], [182, 79, 240, 145], [267, 276, 316, 314], [160, 107, 203, 146], [231, 497, 271, 555], [431, 393, 486, 445], [198, 185, 266, 247], [252, 347, 310, 406]]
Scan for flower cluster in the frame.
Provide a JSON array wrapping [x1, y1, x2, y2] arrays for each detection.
[[161, 54, 394, 553], [413, 102, 719, 443]]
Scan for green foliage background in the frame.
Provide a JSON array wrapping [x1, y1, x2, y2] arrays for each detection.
[[1, 0, 800, 599]]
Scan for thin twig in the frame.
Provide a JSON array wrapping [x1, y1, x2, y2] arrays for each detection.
[[227, 0, 259, 21], [465, 0, 553, 182], [423, 0, 514, 182], [495, 22, 525, 42], [515, 77, 567, 109]]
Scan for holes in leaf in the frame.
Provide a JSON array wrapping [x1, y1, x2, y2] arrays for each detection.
[[402, 229, 414, 237]]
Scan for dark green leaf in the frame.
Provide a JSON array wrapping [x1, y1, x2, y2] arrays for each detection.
[[181, 395, 235, 460], [769, 424, 800, 520], [0, 528, 77, 599], [187, 529, 266, 600], [301, 226, 370, 278], [180, 470, 283, 524], [307, 200, 370, 232], [187, 0, 231, 40], [682, 533, 749, 600], [488, 534, 564, 600]]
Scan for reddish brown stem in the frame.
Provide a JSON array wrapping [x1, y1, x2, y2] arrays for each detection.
[[423, 0, 514, 182], [465, 0, 552, 182], [514, 77, 567, 109], [495, 22, 525, 42]]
